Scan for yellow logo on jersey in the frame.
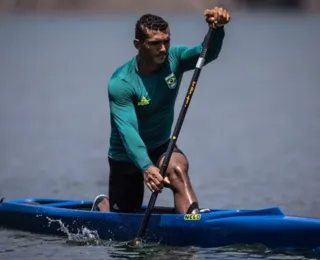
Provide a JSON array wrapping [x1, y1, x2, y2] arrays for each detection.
[[137, 96, 150, 106]]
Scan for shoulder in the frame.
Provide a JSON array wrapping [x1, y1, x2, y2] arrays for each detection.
[[109, 57, 135, 82], [169, 44, 202, 56], [108, 77, 133, 101], [107, 58, 136, 98], [169, 45, 188, 53], [169, 45, 187, 57], [168, 44, 200, 62]]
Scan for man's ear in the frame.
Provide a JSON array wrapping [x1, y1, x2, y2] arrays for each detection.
[[133, 39, 141, 50]]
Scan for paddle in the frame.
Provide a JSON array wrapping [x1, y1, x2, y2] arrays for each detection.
[[130, 27, 216, 246]]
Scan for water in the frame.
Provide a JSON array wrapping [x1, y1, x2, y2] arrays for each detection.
[[0, 12, 320, 259]]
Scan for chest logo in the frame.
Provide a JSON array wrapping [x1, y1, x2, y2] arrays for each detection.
[[137, 96, 150, 106], [165, 73, 177, 89]]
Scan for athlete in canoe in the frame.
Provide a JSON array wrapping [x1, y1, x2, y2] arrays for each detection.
[[92, 7, 231, 213]]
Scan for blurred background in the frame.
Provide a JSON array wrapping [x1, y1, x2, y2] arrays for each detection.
[[0, 0, 319, 215], [0, 0, 320, 13], [0, 1, 320, 259]]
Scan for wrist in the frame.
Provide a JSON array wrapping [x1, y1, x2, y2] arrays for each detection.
[[141, 163, 154, 174]]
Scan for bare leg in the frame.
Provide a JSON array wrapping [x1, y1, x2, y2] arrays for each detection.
[[158, 152, 199, 214]]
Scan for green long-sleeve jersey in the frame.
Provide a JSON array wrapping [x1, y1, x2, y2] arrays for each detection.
[[107, 27, 225, 173]]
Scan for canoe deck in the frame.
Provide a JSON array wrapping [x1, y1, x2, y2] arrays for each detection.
[[1, 197, 320, 251], [1, 197, 179, 213]]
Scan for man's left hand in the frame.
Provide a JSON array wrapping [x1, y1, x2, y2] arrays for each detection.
[[204, 7, 231, 28]]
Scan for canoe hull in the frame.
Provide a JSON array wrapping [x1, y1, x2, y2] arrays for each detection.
[[1, 198, 320, 249]]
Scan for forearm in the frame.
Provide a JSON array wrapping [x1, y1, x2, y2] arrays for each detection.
[[176, 27, 225, 72], [118, 125, 153, 172], [202, 26, 225, 63]]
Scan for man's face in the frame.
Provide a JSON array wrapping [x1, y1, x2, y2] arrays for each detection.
[[136, 27, 171, 65]]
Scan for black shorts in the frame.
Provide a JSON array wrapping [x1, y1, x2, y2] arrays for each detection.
[[108, 140, 185, 213]]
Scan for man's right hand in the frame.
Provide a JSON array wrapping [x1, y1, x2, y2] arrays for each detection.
[[143, 166, 165, 192]]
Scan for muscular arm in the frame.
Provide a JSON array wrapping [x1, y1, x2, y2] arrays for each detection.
[[108, 78, 153, 173], [171, 27, 225, 72]]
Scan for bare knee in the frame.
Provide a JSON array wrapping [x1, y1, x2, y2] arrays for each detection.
[[167, 163, 191, 190]]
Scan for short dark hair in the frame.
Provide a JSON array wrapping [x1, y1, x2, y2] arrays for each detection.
[[135, 14, 169, 41]]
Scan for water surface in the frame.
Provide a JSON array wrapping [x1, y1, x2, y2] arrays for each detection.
[[0, 12, 320, 259]]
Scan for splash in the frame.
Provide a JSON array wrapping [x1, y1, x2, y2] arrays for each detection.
[[46, 217, 101, 246]]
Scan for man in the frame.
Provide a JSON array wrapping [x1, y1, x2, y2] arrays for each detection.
[[92, 7, 231, 214]]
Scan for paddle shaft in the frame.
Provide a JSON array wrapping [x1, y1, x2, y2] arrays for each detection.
[[134, 27, 215, 242]]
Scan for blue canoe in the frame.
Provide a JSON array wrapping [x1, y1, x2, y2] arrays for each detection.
[[0, 197, 320, 250]]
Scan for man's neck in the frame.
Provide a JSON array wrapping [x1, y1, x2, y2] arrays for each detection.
[[137, 56, 161, 76]]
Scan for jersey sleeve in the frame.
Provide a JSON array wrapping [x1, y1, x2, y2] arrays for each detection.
[[171, 27, 225, 73], [108, 78, 153, 173]]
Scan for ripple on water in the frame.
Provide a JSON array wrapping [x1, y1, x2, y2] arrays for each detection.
[[1, 225, 319, 260]]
